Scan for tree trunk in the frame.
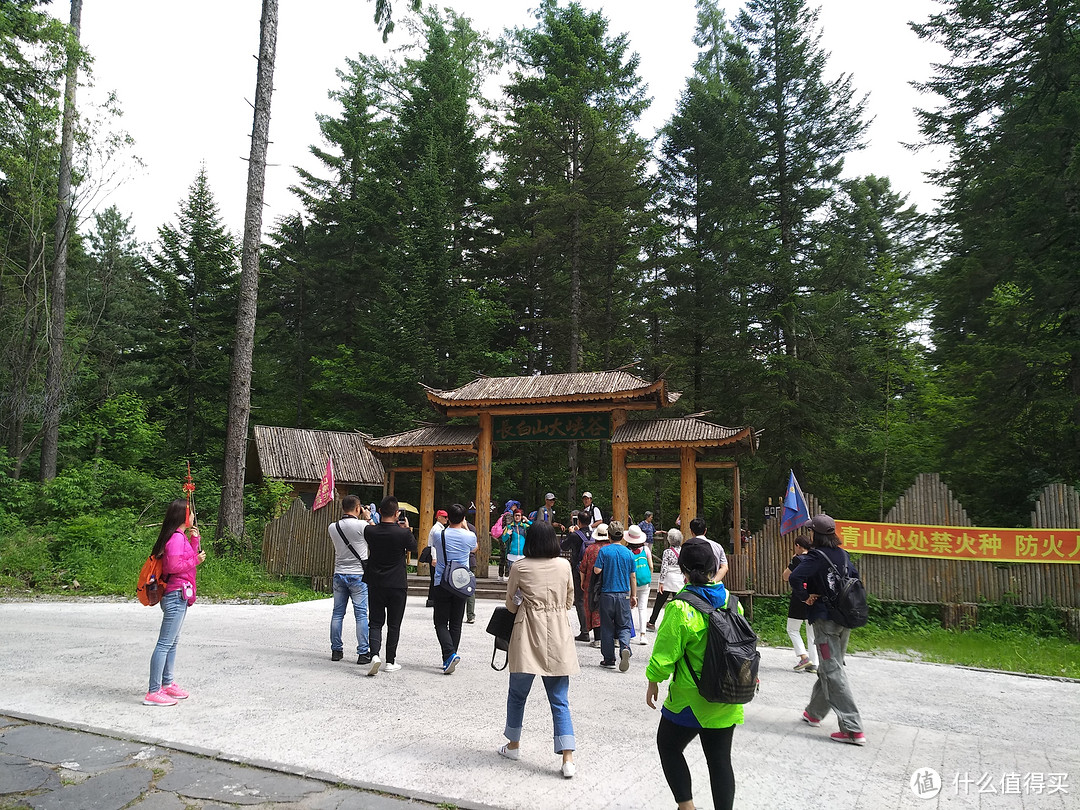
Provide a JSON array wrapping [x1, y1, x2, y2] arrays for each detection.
[[39, 0, 82, 481], [217, 0, 279, 541]]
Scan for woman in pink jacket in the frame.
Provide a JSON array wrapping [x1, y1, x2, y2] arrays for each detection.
[[143, 499, 205, 706]]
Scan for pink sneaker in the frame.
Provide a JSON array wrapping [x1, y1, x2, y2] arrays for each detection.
[[142, 690, 177, 707], [830, 731, 867, 745], [801, 711, 821, 727], [162, 683, 189, 699]]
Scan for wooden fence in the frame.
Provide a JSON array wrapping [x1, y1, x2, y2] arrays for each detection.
[[264, 475, 1079, 610], [262, 496, 342, 592], [744, 474, 1080, 609]]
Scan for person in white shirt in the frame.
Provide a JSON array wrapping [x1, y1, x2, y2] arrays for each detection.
[[328, 495, 371, 664], [688, 516, 729, 583]]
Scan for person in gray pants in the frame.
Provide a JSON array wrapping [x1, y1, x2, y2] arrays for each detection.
[[788, 513, 866, 745]]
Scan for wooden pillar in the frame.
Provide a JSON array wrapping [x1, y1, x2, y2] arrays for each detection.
[[475, 412, 493, 578], [610, 408, 628, 527], [388, 469, 397, 497], [733, 462, 742, 554], [680, 446, 697, 535], [418, 450, 435, 564]]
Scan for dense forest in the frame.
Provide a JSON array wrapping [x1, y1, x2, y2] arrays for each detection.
[[1, 0, 1078, 542]]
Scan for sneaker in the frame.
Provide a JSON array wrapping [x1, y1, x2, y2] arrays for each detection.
[[497, 743, 520, 761], [366, 655, 382, 676], [636, 635, 647, 646], [383, 662, 402, 672], [805, 664, 817, 674], [831, 731, 867, 745], [589, 639, 602, 648], [574, 633, 591, 642], [443, 654, 460, 674], [561, 761, 576, 779], [331, 650, 343, 662], [142, 690, 177, 707], [161, 683, 189, 699], [466, 617, 475, 624], [619, 647, 631, 672], [599, 660, 616, 668], [794, 657, 811, 671], [646, 623, 656, 632], [802, 711, 822, 727], [357, 653, 372, 665]]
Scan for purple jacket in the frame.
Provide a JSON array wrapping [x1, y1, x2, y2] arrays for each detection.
[[162, 530, 201, 605]]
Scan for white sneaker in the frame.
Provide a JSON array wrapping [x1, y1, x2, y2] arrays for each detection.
[[636, 636, 647, 645], [589, 639, 601, 648], [383, 662, 402, 672], [561, 760, 576, 778], [619, 647, 631, 672]]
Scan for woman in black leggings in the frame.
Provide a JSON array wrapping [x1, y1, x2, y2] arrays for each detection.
[[644, 539, 743, 810]]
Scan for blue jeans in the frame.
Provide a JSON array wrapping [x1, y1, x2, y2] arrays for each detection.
[[505, 673, 575, 753], [599, 591, 632, 662], [331, 573, 369, 655], [149, 590, 187, 693]]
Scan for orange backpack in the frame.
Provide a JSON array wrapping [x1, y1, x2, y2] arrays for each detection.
[[136, 553, 168, 606]]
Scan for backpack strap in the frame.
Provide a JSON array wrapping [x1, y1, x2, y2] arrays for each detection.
[[671, 590, 739, 688]]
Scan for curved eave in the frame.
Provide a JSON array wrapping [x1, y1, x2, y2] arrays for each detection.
[[611, 426, 758, 455], [367, 443, 477, 456]]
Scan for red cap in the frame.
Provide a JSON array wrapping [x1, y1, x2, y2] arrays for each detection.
[[436, 509, 448, 518]]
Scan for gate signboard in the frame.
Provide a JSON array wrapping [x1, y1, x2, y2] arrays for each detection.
[[493, 413, 611, 442]]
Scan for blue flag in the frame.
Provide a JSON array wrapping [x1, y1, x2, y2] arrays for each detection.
[[780, 470, 810, 535]]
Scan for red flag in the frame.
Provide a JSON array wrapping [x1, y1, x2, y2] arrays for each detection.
[[313, 456, 335, 511]]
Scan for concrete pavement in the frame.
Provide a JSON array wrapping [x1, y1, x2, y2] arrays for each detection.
[[1, 596, 1077, 809]]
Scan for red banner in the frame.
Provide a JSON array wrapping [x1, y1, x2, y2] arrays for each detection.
[[313, 456, 334, 511], [835, 520, 1080, 564]]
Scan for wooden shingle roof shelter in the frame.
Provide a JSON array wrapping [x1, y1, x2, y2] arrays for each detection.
[[365, 370, 756, 569], [612, 418, 760, 549], [249, 425, 384, 496]]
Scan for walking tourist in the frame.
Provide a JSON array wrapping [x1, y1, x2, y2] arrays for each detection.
[[329, 495, 371, 664], [498, 521, 579, 779], [431, 503, 477, 674], [561, 511, 590, 640], [362, 496, 417, 675], [579, 522, 608, 646], [647, 528, 684, 632], [789, 514, 867, 745], [645, 540, 744, 810], [594, 520, 637, 671], [626, 524, 653, 644], [782, 534, 817, 672]]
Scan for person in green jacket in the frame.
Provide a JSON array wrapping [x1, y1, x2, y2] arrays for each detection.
[[645, 541, 743, 810]]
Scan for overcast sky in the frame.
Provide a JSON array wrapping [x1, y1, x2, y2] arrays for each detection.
[[68, 0, 948, 244]]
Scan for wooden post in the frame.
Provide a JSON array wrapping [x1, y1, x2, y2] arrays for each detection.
[[680, 447, 697, 534], [732, 462, 742, 554], [418, 450, 435, 570], [475, 412, 493, 578], [389, 469, 396, 497], [611, 408, 628, 527]]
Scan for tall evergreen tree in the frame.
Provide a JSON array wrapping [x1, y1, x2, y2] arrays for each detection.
[[494, 0, 652, 373], [144, 168, 238, 461], [914, 0, 1080, 523]]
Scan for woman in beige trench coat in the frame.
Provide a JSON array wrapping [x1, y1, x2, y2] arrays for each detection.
[[498, 521, 580, 778]]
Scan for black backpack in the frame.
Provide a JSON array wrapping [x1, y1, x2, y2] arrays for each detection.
[[673, 590, 760, 704], [813, 549, 869, 629]]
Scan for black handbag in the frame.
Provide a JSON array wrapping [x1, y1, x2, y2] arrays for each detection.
[[486, 606, 516, 671]]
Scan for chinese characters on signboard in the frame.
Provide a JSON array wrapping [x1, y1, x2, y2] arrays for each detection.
[[493, 413, 611, 442], [836, 520, 1080, 564]]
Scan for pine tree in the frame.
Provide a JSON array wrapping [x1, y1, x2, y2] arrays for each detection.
[[915, 0, 1080, 523], [144, 168, 238, 461]]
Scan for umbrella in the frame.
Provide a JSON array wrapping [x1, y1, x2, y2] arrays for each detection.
[[397, 501, 419, 514]]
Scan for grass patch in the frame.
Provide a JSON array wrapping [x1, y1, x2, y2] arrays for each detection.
[[750, 596, 1080, 679], [0, 515, 322, 604]]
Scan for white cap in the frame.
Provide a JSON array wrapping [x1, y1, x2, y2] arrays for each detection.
[[582, 491, 593, 499], [545, 492, 555, 500]]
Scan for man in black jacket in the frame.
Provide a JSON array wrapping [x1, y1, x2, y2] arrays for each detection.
[[362, 496, 417, 675]]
